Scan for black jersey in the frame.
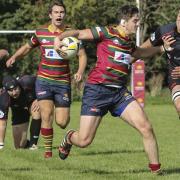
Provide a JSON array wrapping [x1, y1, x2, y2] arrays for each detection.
[[150, 23, 180, 68], [150, 23, 180, 89], [0, 75, 36, 121]]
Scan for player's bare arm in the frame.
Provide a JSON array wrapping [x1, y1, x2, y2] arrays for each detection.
[[6, 43, 33, 67], [132, 46, 163, 59], [54, 29, 93, 52], [74, 48, 87, 82]]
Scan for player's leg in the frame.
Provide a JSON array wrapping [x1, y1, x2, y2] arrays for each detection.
[[172, 85, 180, 117], [36, 79, 54, 158], [11, 108, 30, 148], [120, 100, 161, 173], [29, 99, 41, 150], [54, 85, 71, 128], [59, 84, 108, 160], [55, 107, 70, 129], [39, 99, 54, 157], [12, 122, 29, 148], [59, 115, 102, 159], [0, 120, 7, 149]]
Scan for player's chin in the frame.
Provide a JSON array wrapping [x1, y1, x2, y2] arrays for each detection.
[[55, 21, 62, 26]]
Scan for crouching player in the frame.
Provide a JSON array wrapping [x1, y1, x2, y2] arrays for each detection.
[[0, 75, 41, 149]]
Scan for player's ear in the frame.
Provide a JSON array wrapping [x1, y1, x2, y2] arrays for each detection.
[[120, 19, 126, 27], [49, 13, 52, 19]]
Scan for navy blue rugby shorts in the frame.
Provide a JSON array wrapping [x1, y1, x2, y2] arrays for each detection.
[[81, 83, 135, 117], [35, 79, 71, 107]]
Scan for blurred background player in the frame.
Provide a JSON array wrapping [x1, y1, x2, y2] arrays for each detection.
[[6, 1, 87, 158], [0, 49, 9, 94], [141, 8, 180, 118], [54, 5, 164, 173], [0, 75, 41, 149]]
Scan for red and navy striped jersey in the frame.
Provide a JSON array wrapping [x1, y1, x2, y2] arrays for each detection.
[[87, 26, 136, 87], [28, 24, 72, 85]]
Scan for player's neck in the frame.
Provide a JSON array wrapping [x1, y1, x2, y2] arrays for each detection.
[[116, 25, 129, 38], [50, 23, 65, 33]]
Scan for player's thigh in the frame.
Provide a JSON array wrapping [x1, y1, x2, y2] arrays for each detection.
[[78, 115, 102, 142], [172, 85, 180, 108], [38, 100, 54, 117], [12, 122, 29, 148], [55, 107, 70, 123], [120, 100, 150, 130]]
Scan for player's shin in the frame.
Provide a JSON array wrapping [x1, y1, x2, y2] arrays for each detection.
[[29, 118, 41, 149], [41, 128, 53, 158]]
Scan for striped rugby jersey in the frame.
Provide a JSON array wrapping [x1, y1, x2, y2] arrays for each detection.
[[28, 24, 72, 85], [88, 26, 136, 87]]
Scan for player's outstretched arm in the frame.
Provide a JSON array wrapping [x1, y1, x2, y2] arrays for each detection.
[[74, 48, 87, 82], [6, 43, 33, 68], [54, 29, 93, 52]]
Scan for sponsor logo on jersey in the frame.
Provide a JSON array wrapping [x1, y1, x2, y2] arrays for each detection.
[[114, 51, 131, 65], [45, 49, 63, 59], [95, 27, 101, 33], [41, 39, 50, 43], [113, 39, 119, 45]]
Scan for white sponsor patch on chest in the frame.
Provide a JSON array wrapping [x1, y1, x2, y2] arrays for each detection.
[[45, 49, 63, 59], [114, 51, 131, 65]]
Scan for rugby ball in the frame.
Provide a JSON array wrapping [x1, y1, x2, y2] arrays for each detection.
[[61, 37, 79, 59]]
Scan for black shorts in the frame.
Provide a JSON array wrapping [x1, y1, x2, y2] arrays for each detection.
[[168, 75, 180, 90], [11, 107, 30, 125]]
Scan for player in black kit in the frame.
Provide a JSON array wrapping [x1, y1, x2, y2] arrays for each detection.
[[0, 75, 41, 149], [141, 8, 180, 118]]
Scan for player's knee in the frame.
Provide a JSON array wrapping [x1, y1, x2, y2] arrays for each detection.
[[56, 117, 70, 129], [78, 137, 93, 148], [139, 122, 153, 137]]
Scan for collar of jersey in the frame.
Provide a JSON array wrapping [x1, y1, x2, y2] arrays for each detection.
[[48, 24, 64, 33], [115, 26, 128, 38]]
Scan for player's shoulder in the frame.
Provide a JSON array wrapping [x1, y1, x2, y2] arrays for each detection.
[[18, 75, 36, 89], [35, 24, 49, 33], [159, 22, 176, 34], [0, 90, 9, 102]]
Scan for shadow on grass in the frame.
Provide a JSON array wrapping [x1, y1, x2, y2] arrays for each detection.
[[163, 168, 180, 175], [0, 167, 33, 171], [80, 149, 144, 156]]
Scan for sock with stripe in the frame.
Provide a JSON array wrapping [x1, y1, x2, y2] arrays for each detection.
[[41, 128, 53, 158]]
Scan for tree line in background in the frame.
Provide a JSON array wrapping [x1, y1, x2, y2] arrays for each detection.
[[0, 0, 179, 98]]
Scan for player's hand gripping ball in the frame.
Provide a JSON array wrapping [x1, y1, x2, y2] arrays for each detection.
[[61, 37, 79, 59]]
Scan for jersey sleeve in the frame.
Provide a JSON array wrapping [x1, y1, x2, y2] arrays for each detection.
[[149, 27, 163, 46], [28, 30, 40, 47], [90, 26, 108, 41], [0, 92, 9, 120]]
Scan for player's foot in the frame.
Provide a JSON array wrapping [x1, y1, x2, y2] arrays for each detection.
[[44, 151, 52, 158], [151, 169, 164, 176], [0, 142, 4, 149], [29, 144, 38, 150], [59, 130, 75, 160]]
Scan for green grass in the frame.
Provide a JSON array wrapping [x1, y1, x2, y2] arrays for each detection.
[[1, 101, 180, 180]]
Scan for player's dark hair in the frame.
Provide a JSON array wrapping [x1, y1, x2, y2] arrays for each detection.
[[117, 5, 139, 23], [48, 0, 66, 14]]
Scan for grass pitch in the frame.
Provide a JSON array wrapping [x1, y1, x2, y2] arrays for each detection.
[[1, 100, 180, 180]]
